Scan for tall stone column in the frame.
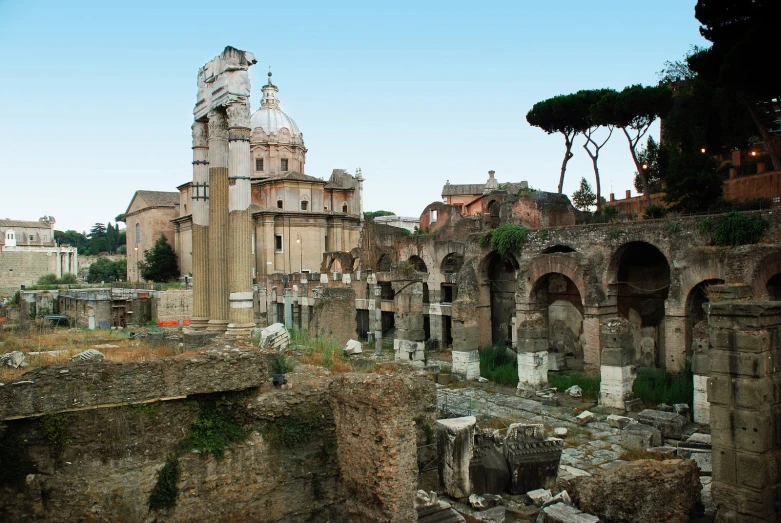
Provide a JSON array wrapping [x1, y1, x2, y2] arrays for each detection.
[[226, 102, 255, 334], [207, 110, 229, 332], [190, 120, 210, 330]]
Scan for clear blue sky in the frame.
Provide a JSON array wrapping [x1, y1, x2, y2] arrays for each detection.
[[0, 1, 706, 233]]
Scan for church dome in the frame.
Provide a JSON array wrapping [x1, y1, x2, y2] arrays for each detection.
[[250, 73, 302, 141]]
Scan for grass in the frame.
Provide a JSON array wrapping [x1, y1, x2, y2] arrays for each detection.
[[548, 371, 601, 399], [178, 395, 248, 459], [288, 327, 352, 373], [479, 345, 518, 386], [633, 366, 693, 406]]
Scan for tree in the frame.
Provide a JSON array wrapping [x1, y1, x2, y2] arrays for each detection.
[[87, 258, 124, 283], [633, 137, 664, 195], [693, 0, 781, 169], [571, 177, 596, 212], [579, 88, 616, 210], [661, 148, 723, 212], [137, 235, 179, 282], [526, 94, 587, 194], [364, 210, 396, 220], [593, 85, 672, 205]]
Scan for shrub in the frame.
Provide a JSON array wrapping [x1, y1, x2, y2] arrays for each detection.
[[36, 273, 58, 285], [603, 206, 619, 221], [178, 397, 248, 459], [58, 272, 78, 284], [272, 352, 296, 374], [667, 221, 681, 235], [709, 211, 768, 247], [479, 345, 518, 386], [606, 227, 625, 240], [138, 235, 179, 282], [643, 204, 667, 219], [633, 367, 693, 406], [479, 224, 528, 259], [148, 455, 180, 511], [537, 229, 549, 242], [548, 371, 601, 399]]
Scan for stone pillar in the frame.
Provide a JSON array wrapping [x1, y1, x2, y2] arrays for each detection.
[[270, 287, 278, 324], [709, 302, 781, 522], [599, 318, 637, 411], [226, 102, 255, 334], [436, 416, 475, 499], [207, 110, 229, 332], [452, 298, 480, 380], [428, 301, 444, 348], [517, 315, 549, 392], [367, 274, 383, 353], [582, 305, 617, 373], [691, 320, 711, 424], [190, 120, 210, 330], [663, 312, 687, 371], [283, 287, 293, 329], [392, 279, 425, 341]]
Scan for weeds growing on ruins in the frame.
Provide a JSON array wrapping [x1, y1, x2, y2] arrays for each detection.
[[548, 372, 601, 399], [632, 366, 694, 406], [479, 345, 518, 386]]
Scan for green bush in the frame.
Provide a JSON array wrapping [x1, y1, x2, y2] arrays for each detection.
[[272, 352, 296, 374], [607, 227, 625, 240], [709, 211, 768, 247], [148, 455, 180, 511], [603, 206, 619, 221], [643, 204, 667, 219], [479, 224, 528, 259], [179, 397, 248, 459], [633, 367, 693, 406], [36, 273, 58, 285], [548, 371, 601, 399], [479, 345, 518, 386]]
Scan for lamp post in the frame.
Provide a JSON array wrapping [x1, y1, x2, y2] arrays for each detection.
[[296, 233, 302, 273]]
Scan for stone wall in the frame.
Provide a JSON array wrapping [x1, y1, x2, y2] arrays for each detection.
[[0, 250, 54, 289], [708, 302, 781, 522], [329, 372, 433, 522], [308, 286, 357, 344], [155, 289, 193, 327], [0, 351, 437, 522]]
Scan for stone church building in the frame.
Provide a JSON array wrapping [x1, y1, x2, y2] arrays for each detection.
[[171, 73, 363, 280]]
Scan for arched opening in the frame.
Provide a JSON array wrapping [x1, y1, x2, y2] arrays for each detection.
[[485, 200, 500, 228], [542, 245, 576, 254], [377, 254, 392, 272], [767, 274, 781, 300], [685, 279, 724, 358], [484, 251, 518, 347], [441, 252, 464, 274], [611, 241, 671, 367], [531, 273, 585, 370]]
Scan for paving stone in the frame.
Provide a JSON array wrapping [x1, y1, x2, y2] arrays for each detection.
[[637, 409, 687, 439]]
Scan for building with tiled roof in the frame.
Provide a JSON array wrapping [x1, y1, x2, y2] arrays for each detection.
[[123, 190, 180, 281]]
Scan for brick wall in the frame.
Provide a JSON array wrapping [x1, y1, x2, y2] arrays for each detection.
[[0, 250, 55, 289], [154, 289, 193, 327]]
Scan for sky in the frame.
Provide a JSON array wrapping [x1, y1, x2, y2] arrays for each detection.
[[0, 1, 707, 233]]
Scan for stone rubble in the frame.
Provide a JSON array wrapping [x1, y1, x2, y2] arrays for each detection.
[[1, 350, 25, 368], [343, 339, 363, 355], [259, 322, 290, 351], [69, 349, 105, 362]]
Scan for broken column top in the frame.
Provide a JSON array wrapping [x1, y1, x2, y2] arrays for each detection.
[[600, 318, 634, 349], [436, 416, 476, 431], [195, 46, 256, 120]]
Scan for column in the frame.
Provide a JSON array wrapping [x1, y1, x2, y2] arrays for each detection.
[[190, 119, 210, 330], [226, 102, 255, 334], [207, 110, 229, 332], [709, 302, 781, 522]]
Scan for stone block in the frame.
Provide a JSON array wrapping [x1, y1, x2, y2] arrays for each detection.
[[606, 414, 633, 430], [183, 329, 218, 349], [437, 416, 476, 499], [504, 423, 563, 494], [344, 339, 363, 355], [692, 375, 710, 425], [619, 423, 662, 449], [537, 503, 600, 523], [518, 338, 548, 353], [394, 339, 425, 368], [527, 488, 552, 507], [691, 352, 709, 375], [517, 351, 548, 391], [576, 411, 595, 426], [599, 365, 635, 410], [452, 350, 480, 380], [548, 352, 566, 371], [673, 403, 690, 419], [646, 446, 678, 459], [600, 318, 634, 349], [637, 409, 688, 439], [600, 347, 635, 367], [259, 323, 290, 351], [470, 439, 510, 496], [709, 348, 780, 378]]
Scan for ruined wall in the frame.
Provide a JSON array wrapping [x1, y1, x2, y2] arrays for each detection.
[[329, 372, 435, 523], [0, 350, 435, 523], [708, 302, 781, 522], [155, 289, 193, 327], [308, 286, 357, 343], [723, 169, 781, 202]]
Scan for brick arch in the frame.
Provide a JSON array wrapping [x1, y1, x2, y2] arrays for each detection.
[[751, 251, 781, 299], [606, 240, 671, 286], [524, 254, 586, 307]]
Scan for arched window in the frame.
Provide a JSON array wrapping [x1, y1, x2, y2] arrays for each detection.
[[135, 223, 140, 244], [277, 200, 283, 209], [342, 204, 348, 213]]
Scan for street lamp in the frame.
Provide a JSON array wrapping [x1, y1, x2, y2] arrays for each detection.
[[296, 233, 302, 273]]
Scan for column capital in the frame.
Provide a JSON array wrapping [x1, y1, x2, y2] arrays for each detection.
[[207, 110, 228, 141], [192, 120, 208, 148], [226, 102, 250, 129]]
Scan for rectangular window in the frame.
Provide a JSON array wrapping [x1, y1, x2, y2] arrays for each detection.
[[275, 234, 283, 252], [255, 158, 264, 171], [277, 200, 283, 209], [29, 235, 34, 241], [301, 201, 308, 210], [135, 223, 141, 243], [430, 209, 438, 222], [281, 158, 288, 171]]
